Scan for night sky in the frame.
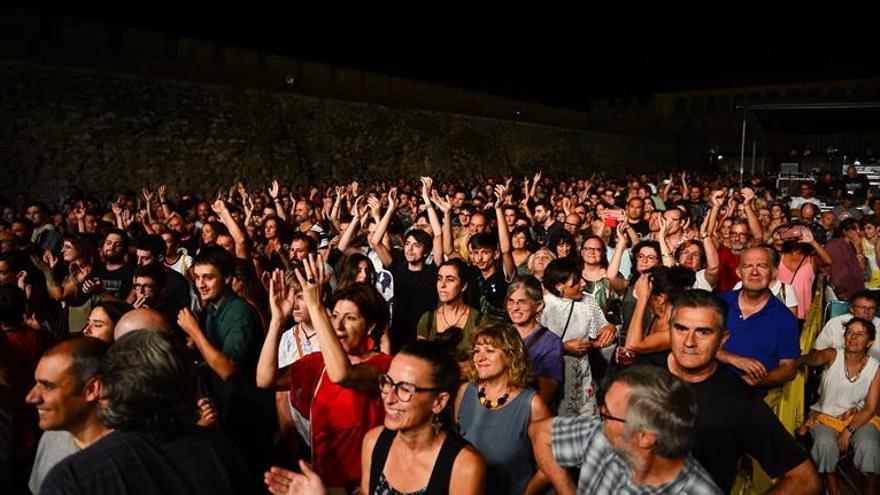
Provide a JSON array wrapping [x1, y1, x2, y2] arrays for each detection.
[[20, 5, 880, 110]]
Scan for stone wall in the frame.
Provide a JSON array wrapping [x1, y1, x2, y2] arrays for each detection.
[[0, 60, 676, 201]]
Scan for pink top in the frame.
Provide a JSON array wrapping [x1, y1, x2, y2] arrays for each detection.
[[777, 255, 814, 319]]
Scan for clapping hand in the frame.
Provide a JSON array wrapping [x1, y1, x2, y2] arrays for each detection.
[[264, 461, 325, 495]]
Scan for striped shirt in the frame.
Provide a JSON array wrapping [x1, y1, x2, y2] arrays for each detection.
[[551, 416, 722, 494]]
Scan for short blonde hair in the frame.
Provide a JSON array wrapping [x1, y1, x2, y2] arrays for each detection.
[[468, 322, 536, 390]]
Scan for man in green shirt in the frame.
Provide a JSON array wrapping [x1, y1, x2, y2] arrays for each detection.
[[177, 246, 274, 481]]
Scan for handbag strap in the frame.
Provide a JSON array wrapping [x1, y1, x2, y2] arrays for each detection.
[[559, 300, 576, 341]]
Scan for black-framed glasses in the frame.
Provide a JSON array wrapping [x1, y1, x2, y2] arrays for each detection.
[[378, 374, 443, 402], [598, 404, 626, 423]]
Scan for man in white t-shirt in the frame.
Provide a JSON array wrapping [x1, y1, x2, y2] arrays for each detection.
[[789, 183, 822, 217], [813, 290, 880, 361]]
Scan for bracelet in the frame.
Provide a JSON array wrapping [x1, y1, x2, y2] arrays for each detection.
[[701, 233, 710, 239], [662, 254, 674, 259]]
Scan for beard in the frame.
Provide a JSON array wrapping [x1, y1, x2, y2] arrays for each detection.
[[104, 252, 125, 264]]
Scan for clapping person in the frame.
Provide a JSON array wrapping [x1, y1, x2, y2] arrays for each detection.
[[260, 254, 392, 491], [264, 340, 487, 495]]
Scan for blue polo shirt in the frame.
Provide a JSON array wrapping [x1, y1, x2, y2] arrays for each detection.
[[719, 290, 800, 374]]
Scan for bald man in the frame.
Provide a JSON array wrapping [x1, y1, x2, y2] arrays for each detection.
[[113, 308, 171, 341], [114, 308, 218, 431]]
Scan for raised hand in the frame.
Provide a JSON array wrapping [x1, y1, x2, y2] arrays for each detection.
[[42, 251, 59, 269], [710, 190, 725, 208], [431, 190, 452, 214], [350, 180, 360, 197], [177, 307, 201, 338], [367, 196, 382, 219], [633, 272, 652, 301], [420, 177, 433, 203], [740, 187, 756, 205], [121, 209, 133, 228], [657, 213, 671, 238], [158, 184, 167, 201], [387, 187, 398, 209], [493, 184, 505, 204], [142, 187, 154, 204], [615, 221, 629, 245], [292, 254, 327, 307], [268, 269, 296, 321], [269, 179, 280, 200], [211, 199, 228, 216]]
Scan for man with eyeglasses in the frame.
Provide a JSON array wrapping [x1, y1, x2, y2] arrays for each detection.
[[530, 365, 722, 494], [814, 290, 880, 361]]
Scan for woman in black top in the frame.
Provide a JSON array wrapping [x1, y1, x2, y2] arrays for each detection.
[[263, 340, 486, 495]]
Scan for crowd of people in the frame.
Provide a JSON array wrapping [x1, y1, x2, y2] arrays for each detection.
[[1, 164, 879, 494]]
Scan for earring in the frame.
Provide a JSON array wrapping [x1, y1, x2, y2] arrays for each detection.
[[432, 414, 442, 434]]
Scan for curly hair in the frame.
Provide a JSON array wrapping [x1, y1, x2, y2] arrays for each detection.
[[467, 321, 536, 390]]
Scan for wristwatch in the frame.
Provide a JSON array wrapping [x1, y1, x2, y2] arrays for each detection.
[[846, 425, 856, 434]]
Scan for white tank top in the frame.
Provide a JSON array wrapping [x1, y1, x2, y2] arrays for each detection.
[[811, 350, 879, 417]]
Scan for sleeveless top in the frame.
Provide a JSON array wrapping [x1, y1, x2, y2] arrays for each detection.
[[368, 428, 470, 495], [777, 255, 814, 319], [458, 384, 536, 495], [812, 351, 880, 417]]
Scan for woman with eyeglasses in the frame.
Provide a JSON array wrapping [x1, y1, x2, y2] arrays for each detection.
[[800, 317, 880, 495], [607, 222, 662, 341], [264, 340, 487, 495], [505, 277, 563, 406], [540, 258, 616, 417], [579, 235, 615, 313], [455, 322, 552, 495], [257, 255, 391, 491], [658, 212, 720, 291]]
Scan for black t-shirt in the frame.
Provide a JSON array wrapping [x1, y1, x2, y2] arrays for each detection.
[[389, 252, 438, 353], [533, 220, 563, 247], [637, 356, 809, 492], [90, 263, 136, 300], [840, 175, 871, 199], [41, 428, 255, 495], [464, 265, 509, 322], [685, 200, 709, 226], [163, 267, 191, 309], [627, 219, 650, 238]]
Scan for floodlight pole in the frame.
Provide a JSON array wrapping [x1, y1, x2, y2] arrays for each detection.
[[739, 107, 747, 189]]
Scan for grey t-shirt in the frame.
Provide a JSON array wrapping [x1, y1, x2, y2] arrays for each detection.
[[28, 430, 80, 494]]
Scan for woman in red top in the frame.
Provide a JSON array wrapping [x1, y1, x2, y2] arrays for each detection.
[[259, 254, 391, 490]]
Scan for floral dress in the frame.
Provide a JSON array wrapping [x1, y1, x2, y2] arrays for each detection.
[[539, 292, 609, 417]]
